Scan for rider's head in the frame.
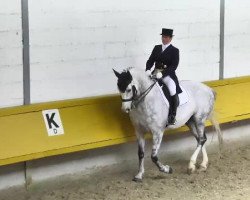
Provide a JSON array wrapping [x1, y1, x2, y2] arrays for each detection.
[[160, 28, 173, 45]]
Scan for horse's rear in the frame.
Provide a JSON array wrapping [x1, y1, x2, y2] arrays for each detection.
[[168, 80, 216, 130], [182, 80, 223, 147], [175, 80, 222, 174], [180, 80, 216, 121]]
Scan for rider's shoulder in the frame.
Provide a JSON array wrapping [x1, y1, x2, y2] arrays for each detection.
[[152, 45, 162, 52], [154, 44, 162, 49], [170, 44, 179, 51]]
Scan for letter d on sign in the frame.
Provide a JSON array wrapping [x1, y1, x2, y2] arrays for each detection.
[[42, 109, 64, 136]]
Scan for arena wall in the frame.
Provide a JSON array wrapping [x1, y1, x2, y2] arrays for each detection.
[[28, 0, 219, 103], [0, 0, 250, 191], [0, 0, 219, 104], [0, 0, 23, 107], [224, 0, 250, 78], [2, 1, 250, 105], [0, 120, 250, 190], [0, 76, 250, 190]]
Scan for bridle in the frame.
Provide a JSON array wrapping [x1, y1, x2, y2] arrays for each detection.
[[121, 81, 157, 108]]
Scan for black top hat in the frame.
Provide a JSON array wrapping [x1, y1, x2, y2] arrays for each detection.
[[160, 28, 174, 37]]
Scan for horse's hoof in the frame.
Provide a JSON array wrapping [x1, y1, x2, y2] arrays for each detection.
[[187, 167, 196, 175], [132, 177, 142, 182], [160, 166, 173, 174], [198, 164, 207, 172]]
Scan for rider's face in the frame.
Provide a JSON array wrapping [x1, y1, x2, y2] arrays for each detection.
[[161, 35, 172, 45]]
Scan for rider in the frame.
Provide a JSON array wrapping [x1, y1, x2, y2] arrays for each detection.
[[146, 28, 182, 125]]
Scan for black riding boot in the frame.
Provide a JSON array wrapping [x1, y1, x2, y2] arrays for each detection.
[[168, 94, 179, 125]]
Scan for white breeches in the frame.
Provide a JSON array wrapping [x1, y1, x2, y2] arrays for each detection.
[[162, 76, 176, 96]]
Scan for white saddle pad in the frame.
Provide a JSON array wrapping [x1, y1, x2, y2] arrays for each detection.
[[156, 83, 189, 107]]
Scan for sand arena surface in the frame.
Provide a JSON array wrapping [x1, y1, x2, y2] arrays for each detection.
[[0, 141, 249, 200]]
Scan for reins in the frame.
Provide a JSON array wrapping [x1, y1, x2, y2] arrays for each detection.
[[122, 80, 157, 108]]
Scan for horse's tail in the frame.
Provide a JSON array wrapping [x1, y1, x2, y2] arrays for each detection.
[[209, 90, 223, 150], [212, 89, 217, 100]]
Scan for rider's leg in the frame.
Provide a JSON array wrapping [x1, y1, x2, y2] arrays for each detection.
[[162, 76, 179, 125]]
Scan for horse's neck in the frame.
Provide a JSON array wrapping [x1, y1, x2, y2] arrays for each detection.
[[136, 75, 163, 108], [137, 77, 152, 91], [136, 75, 155, 94]]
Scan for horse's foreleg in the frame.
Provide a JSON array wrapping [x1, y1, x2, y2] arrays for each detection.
[[151, 131, 173, 174], [133, 132, 145, 182]]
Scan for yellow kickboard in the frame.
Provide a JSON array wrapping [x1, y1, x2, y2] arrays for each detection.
[[0, 76, 250, 166]]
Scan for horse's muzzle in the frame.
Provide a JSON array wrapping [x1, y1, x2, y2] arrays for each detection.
[[122, 107, 131, 113], [125, 108, 131, 113]]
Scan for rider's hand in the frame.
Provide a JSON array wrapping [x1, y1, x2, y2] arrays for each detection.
[[156, 72, 163, 79], [146, 70, 151, 76]]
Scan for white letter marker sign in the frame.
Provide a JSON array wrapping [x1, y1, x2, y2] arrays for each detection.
[[42, 109, 64, 136]]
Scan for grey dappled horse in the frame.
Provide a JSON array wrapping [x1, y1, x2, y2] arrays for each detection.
[[113, 68, 223, 182]]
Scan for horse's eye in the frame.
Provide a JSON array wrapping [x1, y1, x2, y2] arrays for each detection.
[[127, 89, 131, 93]]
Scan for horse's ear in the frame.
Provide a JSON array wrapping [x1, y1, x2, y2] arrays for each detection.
[[113, 69, 121, 78]]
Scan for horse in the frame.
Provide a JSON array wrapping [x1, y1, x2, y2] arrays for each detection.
[[113, 67, 223, 182]]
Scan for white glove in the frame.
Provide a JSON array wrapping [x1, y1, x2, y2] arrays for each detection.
[[156, 72, 163, 79], [146, 70, 151, 76]]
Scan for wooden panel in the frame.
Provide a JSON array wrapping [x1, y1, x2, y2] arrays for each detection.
[[0, 76, 250, 166]]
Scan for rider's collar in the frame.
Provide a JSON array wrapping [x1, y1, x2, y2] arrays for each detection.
[[162, 43, 171, 51]]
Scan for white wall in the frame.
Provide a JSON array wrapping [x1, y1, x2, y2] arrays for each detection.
[[0, 0, 23, 108], [224, 0, 250, 78], [28, 0, 220, 103], [1, 1, 250, 106]]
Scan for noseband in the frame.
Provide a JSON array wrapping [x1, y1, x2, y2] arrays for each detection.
[[121, 81, 157, 108]]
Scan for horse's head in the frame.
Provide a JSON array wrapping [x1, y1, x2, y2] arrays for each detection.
[[113, 69, 138, 113]]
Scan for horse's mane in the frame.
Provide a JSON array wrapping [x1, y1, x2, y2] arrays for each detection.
[[127, 67, 152, 88]]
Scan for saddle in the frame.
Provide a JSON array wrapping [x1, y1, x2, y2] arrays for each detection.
[[156, 79, 189, 108]]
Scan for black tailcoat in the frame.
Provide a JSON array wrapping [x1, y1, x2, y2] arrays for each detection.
[[146, 44, 182, 93]]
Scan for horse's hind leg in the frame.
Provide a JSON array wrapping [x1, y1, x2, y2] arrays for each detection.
[[151, 131, 173, 174], [133, 129, 145, 182], [199, 143, 208, 171], [186, 118, 207, 174], [195, 119, 208, 172], [186, 119, 200, 174]]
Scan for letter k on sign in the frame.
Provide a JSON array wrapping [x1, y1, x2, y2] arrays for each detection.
[[42, 109, 64, 136]]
